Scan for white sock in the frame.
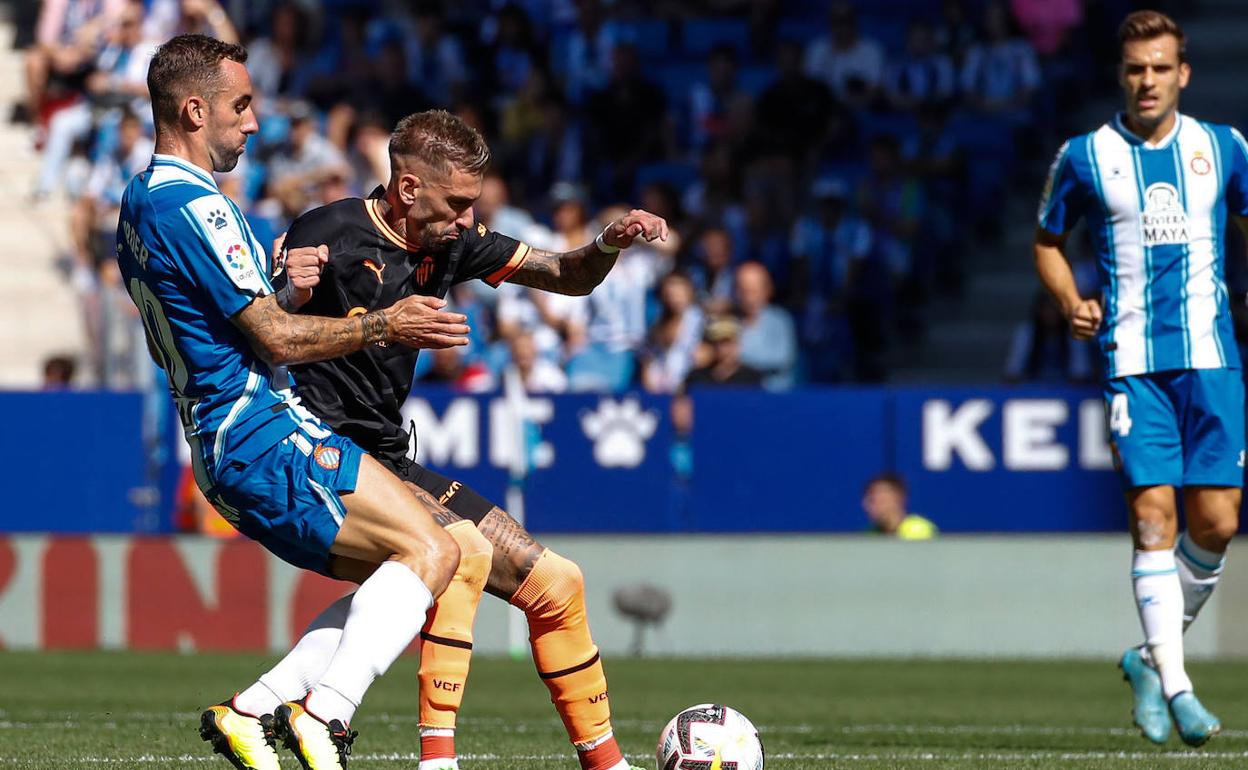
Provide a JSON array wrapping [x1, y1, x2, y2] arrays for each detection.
[[235, 593, 353, 716], [1133, 549, 1192, 698], [309, 561, 434, 725], [1175, 534, 1226, 631]]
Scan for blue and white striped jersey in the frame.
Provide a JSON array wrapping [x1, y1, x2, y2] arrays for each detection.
[[116, 154, 316, 492], [1039, 113, 1248, 379]]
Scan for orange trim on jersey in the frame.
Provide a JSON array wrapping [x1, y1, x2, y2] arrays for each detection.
[[484, 243, 531, 286], [365, 199, 420, 251]]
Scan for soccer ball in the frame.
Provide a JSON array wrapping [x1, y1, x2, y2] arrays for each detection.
[[655, 703, 764, 770]]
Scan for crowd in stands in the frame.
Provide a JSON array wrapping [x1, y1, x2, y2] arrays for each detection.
[[17, 0, 1129, 392]]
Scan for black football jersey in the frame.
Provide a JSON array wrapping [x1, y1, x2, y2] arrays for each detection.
[[272, 197, 529, 463]]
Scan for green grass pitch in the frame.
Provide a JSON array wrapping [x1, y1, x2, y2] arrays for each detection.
[[1, 652, 1246, 769]]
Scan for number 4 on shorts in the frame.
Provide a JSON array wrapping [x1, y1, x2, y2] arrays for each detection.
[[1109, 393, 1132, 437]]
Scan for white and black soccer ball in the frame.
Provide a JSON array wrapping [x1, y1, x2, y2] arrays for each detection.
[[656, 703, 764, 770]]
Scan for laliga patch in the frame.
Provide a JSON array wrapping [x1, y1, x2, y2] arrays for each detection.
[[314, 444, 342, 470]]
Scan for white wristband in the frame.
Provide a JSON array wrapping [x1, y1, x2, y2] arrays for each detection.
[[594, 230, 620, 254]]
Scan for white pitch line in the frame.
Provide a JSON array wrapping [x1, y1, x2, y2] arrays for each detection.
[[13, 751, 1248, 764], [4, 716, 1247, 740]]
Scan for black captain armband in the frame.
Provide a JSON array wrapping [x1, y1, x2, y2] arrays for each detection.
[[276, 282, 298, 312]]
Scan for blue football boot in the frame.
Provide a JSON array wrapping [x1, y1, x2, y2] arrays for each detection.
[[1169, 691, 1221, 747], [1119, 647, 1170, 744]]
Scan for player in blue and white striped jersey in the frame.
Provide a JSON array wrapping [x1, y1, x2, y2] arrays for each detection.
[[1034, 11, 1242, 747], [115, 35, 471, 770]]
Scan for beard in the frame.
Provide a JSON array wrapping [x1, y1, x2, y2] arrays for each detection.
[[419, 227, 461, 255], [210, 147, 241, 173]]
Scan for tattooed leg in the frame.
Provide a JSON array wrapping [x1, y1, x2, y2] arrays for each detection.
[[477, 507, 545, 600]]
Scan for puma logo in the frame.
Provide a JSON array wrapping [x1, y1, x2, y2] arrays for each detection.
[[363, 259, 385, 283], [438, 481, 462, 504]]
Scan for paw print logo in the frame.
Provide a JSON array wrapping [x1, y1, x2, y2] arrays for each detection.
[[580, 397, 657, 468], [205, 209, 229, 230]]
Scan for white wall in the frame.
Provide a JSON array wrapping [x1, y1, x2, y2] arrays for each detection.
[[470, 535, 1244, 659]]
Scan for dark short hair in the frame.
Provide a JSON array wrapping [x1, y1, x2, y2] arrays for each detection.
[[389, 110, 491, 177], [147, 34, 248, 127], [865, 472, 907, 495], [1119, 10, 1186, 63]]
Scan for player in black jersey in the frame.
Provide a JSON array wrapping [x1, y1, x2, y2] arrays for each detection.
[[237, 110, 666, 770]]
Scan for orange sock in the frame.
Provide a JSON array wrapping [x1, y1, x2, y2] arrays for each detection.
[[418, 521, 492, 760], [511, 550, 623, 770]]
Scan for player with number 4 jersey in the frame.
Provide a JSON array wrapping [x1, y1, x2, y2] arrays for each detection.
[[1034, 10, 1243, 748]]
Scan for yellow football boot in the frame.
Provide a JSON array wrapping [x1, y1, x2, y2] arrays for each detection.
[[199, 697, 280, 770]]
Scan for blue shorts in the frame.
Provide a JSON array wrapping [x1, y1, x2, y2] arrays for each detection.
[[209, 424, 364, 577], [1103, 368, 1246, 489]]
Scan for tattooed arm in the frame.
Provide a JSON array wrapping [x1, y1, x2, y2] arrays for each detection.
[[233, 293, 471, 366], [506, 208, 669, 296], [233, 294, 392, 365]]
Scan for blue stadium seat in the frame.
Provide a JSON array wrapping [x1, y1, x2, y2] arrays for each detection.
[[635, 162, 700, 197], [857, 16, 909, 57], [611, 19, 673, 59], [737, 65, 774, 96], [855, 111, 918, 142], [651, 62, 706, 108], [776, 15, 825, 45], [680, 18, 751, 57]]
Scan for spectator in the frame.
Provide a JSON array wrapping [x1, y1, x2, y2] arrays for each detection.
[[638, 181, 687, 254], [802, 2, 884, 106], [476, 173, 543, 245], [245, 2, 313, 108], [303, 8, 374, 111], [685, 315, 764, 388], [885, 20, 956, 112], [398, 5, 469, 107], [42, 355, 77, 389], [739, 184, 792, 293], [688, 226, 736, 316], [422, 346, 495, 393], [901, 107, 964, 294], [857, 134, 922, 286], [157, 0, 239, 43], [688, 44, 754, 152], [494, 184, 589, 365], [754, 40, 838, 165], [558, 0, 614, 104], [790, 178, 872, 382], [734, 261, 797, 390], [568, 203, 663, 392], [1004, 291, 1095, 383], [960, 0, 1040, 124], [33, 1, 155, 199], [642, 272, 704, 393], [482, 3, 539, 107], [24, 0, 124, 126], [934, 0, 979, 67], [344, 111, 392, 197], [585, 43, 666, 199], [682, 140, 747, 236], [69, 108, 152, 282], [503, 72, 581, 202], [365, 38, 430, 126], [506, 332, 568, 394], [266, 102, 350, 217], [863, 473, 938, 540]]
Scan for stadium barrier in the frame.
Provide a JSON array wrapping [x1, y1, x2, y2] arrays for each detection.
[[0, 386, 1146, 534], [1, 534, 1246, 657]]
